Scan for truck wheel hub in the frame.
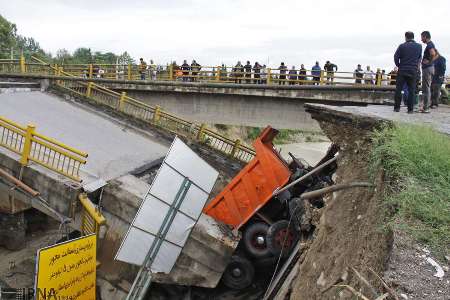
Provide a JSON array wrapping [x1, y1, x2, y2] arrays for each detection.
[[256, 236, 265, 245], [232, 268, 242, 277]]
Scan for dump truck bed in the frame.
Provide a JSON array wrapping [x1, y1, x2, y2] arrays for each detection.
[[203, 127, 292, 229]]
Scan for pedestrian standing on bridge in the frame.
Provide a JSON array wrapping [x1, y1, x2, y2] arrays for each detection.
[[181, 60, 190, 82], [354, 64, 364, 84], [324, 61, 338, 85], [393, 31, 422, 113], [278, 62, 288, 85], [233, 61, 244, 83], [289, 66, 298, 85], [139, 58, 147, 80], [191, 60, 201, 82], [261, 64, 268, 84], [299, 64, 307, 85], [431, 52, 446, 109], [364, 66, 375, 85], [420, 31, 438, 113], [311, 62, 321, 85], [389, 67, 398, 85], [253, 62, 262, 84], [381, 70, 388, 86], [244, 61, 252, 83]]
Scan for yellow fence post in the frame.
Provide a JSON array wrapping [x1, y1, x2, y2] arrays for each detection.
[[127, 64, 132, 80], [267, 68, 272, 85], [20, 124, 36, 166], [216, 66, 221, 81], [319, 70, 325, 85], [118, 91, 126, 111], [86, 82, 93, 97], [153, 105, 161, 123], [169, 64, 174, 81], [20, 55, 26, 73], [230, 139, 241, 158], [89, 64, 93, 78], [197, 123, 206, 141]]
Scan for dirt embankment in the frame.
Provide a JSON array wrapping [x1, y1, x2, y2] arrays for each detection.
[[280, 107, 393, 299]]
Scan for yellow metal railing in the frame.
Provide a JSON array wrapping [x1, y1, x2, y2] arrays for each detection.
[[79, 193, 106, 236], [17, 57, 255, 162], [0, 116, 88, 181]]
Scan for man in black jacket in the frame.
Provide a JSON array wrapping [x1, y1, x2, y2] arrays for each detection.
[[244, 61, 252, 83], [393, 31, 422, 113]]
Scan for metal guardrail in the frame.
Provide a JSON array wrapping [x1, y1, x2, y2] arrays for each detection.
[[79, 193, 106, 236], [0, 116, 88, 181], [15, 56, 256, 162]]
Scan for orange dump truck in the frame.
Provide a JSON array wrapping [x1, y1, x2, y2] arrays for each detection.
[[203, 126, 337, 290], [202, 127, 303, 290]]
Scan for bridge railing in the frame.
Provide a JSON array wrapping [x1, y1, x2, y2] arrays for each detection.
[[43, 62, 399, 87], [0, 116, 88, 182]]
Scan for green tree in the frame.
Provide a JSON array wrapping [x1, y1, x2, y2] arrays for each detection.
[[118, 51, 135, 65], [72, 47, 93, 64], [0, 14, 18, 58]]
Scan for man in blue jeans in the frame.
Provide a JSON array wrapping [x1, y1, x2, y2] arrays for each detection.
[[420, 31, 438, 113], [394, 31, 422, 113]]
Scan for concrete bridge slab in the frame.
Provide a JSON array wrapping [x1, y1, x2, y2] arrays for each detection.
[[0, 91, 169, 184]]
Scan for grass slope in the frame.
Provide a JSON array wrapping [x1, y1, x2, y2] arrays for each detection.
[[371, 124, 450, 259]]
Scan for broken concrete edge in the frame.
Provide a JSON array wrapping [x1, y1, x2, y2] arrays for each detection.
[[0, 150, 81, 218], [304, 103, 393, 132], [48, 84, 245, 177], [0, 72, 397, 92]]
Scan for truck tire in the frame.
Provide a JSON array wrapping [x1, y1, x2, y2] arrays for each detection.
[[222, 255, 255, 290], [266, 220, 298, 257], [243, 222, 271, 258]]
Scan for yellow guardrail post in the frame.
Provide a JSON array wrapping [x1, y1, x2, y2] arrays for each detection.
[[197, 123, 206, 141], [127, 64, 132, 80], [86, 82, 93, 97], [79, 193, 106, 236], [216, 66, 221, 81], [20, 55, 26, 73], [319, 70, 325, 85], [153, 105, 161, 123], [267, 68, 272, 85], [20, 124, 36, 166], [89, 64, 93, 78], [118, 91, 126, 111], [230, 139, 241, 158], [169, 64, 174, 81]]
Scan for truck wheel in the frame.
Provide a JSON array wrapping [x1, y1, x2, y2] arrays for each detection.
[[266, 220, 298, 257], [243, 222, 271, 258], [222, 255, 255, 290]]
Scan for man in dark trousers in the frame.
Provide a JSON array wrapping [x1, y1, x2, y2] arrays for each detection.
[[431, 52, 446, 108], [393, 31, 422, 113], [244, 61, 252, 83], [253, 62, 262, 84], [181, 60, 190, 82], [279, 62, 287, 85]]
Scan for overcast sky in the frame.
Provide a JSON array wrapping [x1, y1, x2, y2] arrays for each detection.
[[1, 0, 449, 72]]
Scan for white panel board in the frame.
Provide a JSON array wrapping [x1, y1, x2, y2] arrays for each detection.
[[115, 137, 219, 274]]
